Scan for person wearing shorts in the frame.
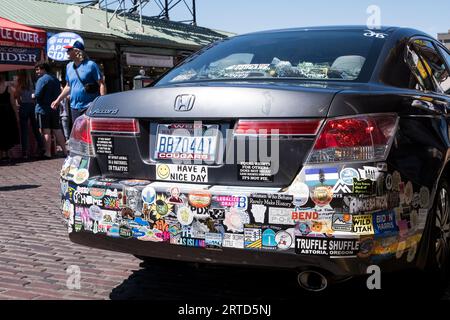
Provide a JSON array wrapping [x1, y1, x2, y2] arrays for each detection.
[[35, 63, 67, 159]]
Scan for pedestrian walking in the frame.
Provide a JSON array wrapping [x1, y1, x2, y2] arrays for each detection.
[[15, 72, 44, 159], [34, 63, 67, 159], [0, 72, 20, 161], [51, 40, 106, 125], [58, 80, 71, 141]]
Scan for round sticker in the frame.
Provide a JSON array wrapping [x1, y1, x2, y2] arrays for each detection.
[[290, 182, 310, 207], [385, 174, 393, 191], [154, 197, 170, 217], [188, 191, 212, 208], [177, 206, 194, 226], [275, 231, 292, 250], [89, 205, 103, 221], [419, 186, 430, 209], [156, 164, 171, 180], [89, 187, 106, 199], [141, 185, 156, 204], [223, 208, 247, 233], [340, 168, 360, 185], [404, 181, 413, 205], [73, 169, 89, 184], [311, 186, 333, 207]]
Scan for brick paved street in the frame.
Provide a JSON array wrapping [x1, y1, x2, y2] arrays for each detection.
[[0, 158, 449, 300], [0, 158, 142, 300]]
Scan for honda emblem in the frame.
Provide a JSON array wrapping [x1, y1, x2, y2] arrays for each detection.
[[174, 94, 195, 111]]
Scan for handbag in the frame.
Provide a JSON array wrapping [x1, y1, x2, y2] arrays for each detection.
[[74, 64, 100, 94]]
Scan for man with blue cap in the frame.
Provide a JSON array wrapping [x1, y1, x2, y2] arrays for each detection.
[[51, 39, 106, 124]]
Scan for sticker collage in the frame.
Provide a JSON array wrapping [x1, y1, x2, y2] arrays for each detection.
[[60, 155, 430, 263]]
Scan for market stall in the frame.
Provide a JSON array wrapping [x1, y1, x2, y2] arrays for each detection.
[[0, 17, 47, 159], [0, 16, 46, 71]]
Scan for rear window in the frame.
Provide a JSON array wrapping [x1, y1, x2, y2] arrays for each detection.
[[156, 29, 387, 85]]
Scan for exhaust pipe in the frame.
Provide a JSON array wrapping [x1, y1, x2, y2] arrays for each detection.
[[297, 270, 328, 292]]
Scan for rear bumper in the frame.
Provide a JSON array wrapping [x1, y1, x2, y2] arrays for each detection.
[[60, 158, 429, 278], [69, 231, 369, 277]]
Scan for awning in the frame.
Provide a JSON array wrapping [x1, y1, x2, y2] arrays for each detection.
[[0, 16, 46, 72]]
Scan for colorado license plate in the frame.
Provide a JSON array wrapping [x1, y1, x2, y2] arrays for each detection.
[[154, 123, 219, 161]]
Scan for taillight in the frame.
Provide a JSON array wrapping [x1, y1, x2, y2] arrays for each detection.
[[68, 116, 139, 156], [71, 114, 92, 144], [234, 119, 323, 135], [69, 114, 94, 156], [306, 114, 398, 164], [91, 118, 140, 134]]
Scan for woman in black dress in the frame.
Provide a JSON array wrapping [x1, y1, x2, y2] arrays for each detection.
[[0, 73, 20, 160]]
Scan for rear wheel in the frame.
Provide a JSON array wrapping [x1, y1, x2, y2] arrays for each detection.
[[425, 180, 450, 290]]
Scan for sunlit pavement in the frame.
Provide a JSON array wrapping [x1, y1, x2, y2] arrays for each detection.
[[0, 158, 449, 300]]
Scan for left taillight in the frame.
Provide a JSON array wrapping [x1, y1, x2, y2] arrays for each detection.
[[69, 114, 94, 156], [68, 116, 140, 156], [306, 113, 398, 164]]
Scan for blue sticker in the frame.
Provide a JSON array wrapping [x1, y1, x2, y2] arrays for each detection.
[[305, 168, 339, 187], [262, 229, 277, 248], [373, 210, 398, 236], [107, 224, 120, 238], [134, 217, 150, 227], [132, 228, 146, 238], [340, 168, 360, 185]]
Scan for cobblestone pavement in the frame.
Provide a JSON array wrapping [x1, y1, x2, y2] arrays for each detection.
[[0, 158, 449, 300]]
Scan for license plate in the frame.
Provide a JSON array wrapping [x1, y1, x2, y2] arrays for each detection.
[[154, 123, 219, 161]]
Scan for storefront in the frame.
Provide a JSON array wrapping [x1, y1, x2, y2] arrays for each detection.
[[0, 0, 229, 94], [0, 17, 46, 72], [120, 46, 187, 90], [0, 16, 47, 158]]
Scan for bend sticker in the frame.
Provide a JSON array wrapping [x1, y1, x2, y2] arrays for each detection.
[[156, 164, 208, 183]]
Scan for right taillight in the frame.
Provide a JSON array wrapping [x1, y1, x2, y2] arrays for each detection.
[[306, 114, 398, 164]]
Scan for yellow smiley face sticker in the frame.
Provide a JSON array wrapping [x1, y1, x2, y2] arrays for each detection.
[[157, 164, 170, 179]]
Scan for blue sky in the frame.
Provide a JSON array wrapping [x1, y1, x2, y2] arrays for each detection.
[[64, 0, 450, 37]]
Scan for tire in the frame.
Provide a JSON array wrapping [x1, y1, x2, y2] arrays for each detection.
[[425, 179, 450, 290]]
